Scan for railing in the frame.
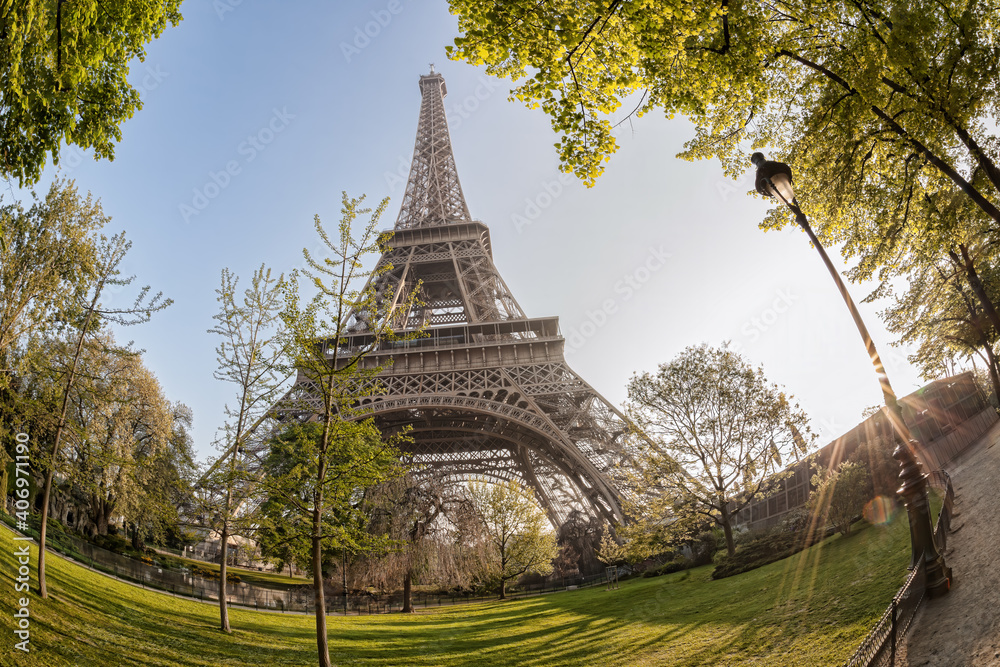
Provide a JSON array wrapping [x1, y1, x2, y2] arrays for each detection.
[[0, 513, 609, 614], [844, 561, 925, 667], [928, 470, 955, 554], [844, 470, 954, 666]]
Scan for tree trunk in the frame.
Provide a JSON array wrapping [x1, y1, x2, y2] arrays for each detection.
[[402, 569, 413, 613], [36, 470, 55, 596], [954, 245, 1000, 335], [342, 548, 348, 615], [720, 507, 736, 557], [313, 498, 330, 667], [219, 520, 231, 633], [97, 500, 111, 536], [499, 577, 507, 600], [131, 523, 143, 551], [983, 343, 1000, 408], [38, 297, 97, 598]]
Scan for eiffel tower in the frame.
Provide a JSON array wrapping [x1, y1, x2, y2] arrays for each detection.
[[298, 70, 635, 526]]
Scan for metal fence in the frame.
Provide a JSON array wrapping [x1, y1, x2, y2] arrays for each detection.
[[1, 512, 611, 614], [929, 470, 955, 554], [844, 470, 954, 667]]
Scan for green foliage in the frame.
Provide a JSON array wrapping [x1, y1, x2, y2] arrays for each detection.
[[447, 2, 1000, 377], [187, 563, 241, 584], [256, 420, 405, 571], [447, 2, 1000, 228], [0, 2, 183, 184], [809, 461, 872, 537], [848, 436, 900, 499], [0, 179, 105, 420], [642, 555, 693, 578], [594, 531, 626, 566], [690, 529, 720, 567], [882, 248, 1000, 377]]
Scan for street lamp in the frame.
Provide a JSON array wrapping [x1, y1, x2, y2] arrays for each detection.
[[751, 152, 951, 597]]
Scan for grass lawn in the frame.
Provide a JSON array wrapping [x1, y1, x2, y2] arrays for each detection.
[[0, 513, 911, 666]]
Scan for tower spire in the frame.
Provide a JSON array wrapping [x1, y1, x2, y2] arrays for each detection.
[[395, 71, 472, 229]]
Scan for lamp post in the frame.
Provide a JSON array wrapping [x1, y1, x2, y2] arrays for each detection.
[[751, 152, 951, 597]]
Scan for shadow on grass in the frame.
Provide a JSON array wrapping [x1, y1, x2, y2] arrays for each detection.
[[323, 517, 910, 666], [0, 515, 910, 667]]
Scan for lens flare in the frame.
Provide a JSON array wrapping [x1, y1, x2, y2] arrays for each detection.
[[863, 496, 896, 525]]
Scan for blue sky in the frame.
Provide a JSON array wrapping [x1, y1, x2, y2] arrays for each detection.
[[16, 1, 934, 460]]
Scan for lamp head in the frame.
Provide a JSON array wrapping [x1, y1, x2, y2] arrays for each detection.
[[752, 152, 796, 203]]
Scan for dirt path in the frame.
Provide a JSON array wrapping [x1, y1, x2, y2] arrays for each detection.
[[900, 419, 1000, 666]]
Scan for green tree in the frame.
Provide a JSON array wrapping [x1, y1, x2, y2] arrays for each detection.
[[0, 181, 103, 421], [848, 434, 899, 499], [269, 192, 419, 667], [625, 344, 814, 557], [883, 257, 1000, 398], [448, 2, 999, 209], [36, 230, 169, 598], [205, 264, 287, 633], [0, 2, 183, 184], [466, 479, 558, 600], [58, 334, 174, 537], [131, 402, 196, 550], [447, 2, 1000, 337], [809, 460, 872, 536], [594, 532, 627, 568], [255, 420, 405, 602]]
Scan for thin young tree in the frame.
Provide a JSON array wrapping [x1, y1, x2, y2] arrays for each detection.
[[37, 231, 170, 598], [271, 192, 420, 667], [206, 264, 287, 633]]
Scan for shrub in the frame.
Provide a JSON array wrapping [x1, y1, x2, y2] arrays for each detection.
[[690, 530, 718, 566], [777, 506, 811, 533], [93, 533, 131, 554], [191, 564, 219, 580], [712, 527, 808, 579], [808, 461, 871, 537], [657, 556, 693, 575]]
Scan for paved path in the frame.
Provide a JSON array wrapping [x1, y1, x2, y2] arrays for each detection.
[[901, 418, 1000, 666]]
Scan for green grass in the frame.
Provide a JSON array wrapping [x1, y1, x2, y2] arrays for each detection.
[[0, 511, 912, 666]]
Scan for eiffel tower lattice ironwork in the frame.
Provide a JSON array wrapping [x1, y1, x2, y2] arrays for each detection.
[[292, 71, 636, 525]]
